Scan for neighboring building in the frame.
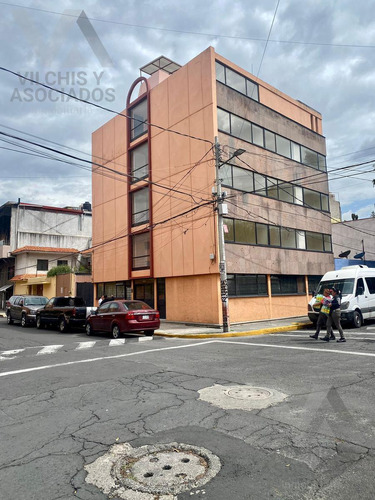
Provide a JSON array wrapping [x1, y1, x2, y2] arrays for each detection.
[[0, 241, 14, 309], [91, 47, 333, 324], [331, 217, 375, 269], [329, 193, 342, 223], [0, 201, 92, 302]]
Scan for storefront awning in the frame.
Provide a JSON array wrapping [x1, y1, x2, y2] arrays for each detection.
[[27, 277, 50, 285], [0, 284, 12, 292]]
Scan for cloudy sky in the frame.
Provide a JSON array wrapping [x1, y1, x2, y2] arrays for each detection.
[[0, 0, 374, 221]]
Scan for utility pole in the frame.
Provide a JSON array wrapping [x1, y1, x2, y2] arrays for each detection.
[[214, 138, 245, 332], [215, 137, 230, 332]]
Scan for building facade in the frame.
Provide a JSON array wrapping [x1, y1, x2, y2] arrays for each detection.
[[331, 217, 375, 269], [91, 47, 333, 324], [0, 201, 92, 300]]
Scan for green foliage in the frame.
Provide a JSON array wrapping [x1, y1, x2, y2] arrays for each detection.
[[47, 264, 72, 277], [76, 264, 91, 273]]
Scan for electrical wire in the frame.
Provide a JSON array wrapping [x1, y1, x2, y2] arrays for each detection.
[[0, 66, 212, 146], [2, 2, 375, 49]]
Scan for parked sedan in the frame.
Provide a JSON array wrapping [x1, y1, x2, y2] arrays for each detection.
[[7, 295, 48, 327], [85, 300, 160, 338]]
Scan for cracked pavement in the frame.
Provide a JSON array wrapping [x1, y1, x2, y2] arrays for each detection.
[[1, 321, 375, 499]]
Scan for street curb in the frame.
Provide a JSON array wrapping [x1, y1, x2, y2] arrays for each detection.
[[154, 321, 312, 339]]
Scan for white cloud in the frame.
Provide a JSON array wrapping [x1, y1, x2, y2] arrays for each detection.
[[0, 0, 375, 218]]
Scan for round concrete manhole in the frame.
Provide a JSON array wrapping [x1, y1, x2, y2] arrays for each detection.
[[85, 442, 221, 499], [198, 384, 287, 411]]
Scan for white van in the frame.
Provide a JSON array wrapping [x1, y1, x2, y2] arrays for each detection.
[[308, 265, 375, 328]]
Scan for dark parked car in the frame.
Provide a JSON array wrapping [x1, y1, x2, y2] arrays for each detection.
[[7, 295, 48, 327], [86, 300, 160, 338], [36, 296, 89, 332]]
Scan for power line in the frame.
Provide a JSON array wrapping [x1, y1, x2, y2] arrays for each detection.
[[254, 0, 280, 81], [2, 2, 375, 49], [224, 150, 375, 237], [0, 130, 211, 205], [0, 66, 212, 146]]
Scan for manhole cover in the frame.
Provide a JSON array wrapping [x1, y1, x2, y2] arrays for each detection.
[[226, 387, 272, 400], [85, 442, 221, 498], [198, 384, 287, 411]]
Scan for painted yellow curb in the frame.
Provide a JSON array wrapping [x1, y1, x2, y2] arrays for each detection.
[[154, 322, 311, 339]]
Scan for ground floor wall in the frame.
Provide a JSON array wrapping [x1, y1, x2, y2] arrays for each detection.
[[229, 294, 309, 323], [12, 277, 56, 298], [165, 274, 221, 324], [93, 272, 316, 324], [11, 274, 93, 300]]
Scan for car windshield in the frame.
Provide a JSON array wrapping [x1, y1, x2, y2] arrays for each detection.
[[24, 297, 48, 306], [124, 301, 151, 311], [316, 278, 355, 296]]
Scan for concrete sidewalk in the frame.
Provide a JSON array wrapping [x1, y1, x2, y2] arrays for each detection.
[[155, 316, 312, 338]]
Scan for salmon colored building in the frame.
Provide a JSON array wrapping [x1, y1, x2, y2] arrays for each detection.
[[91, 47, 333, 325]]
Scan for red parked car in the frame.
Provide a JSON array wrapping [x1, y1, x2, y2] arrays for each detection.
[[85, 300, 160, 338]]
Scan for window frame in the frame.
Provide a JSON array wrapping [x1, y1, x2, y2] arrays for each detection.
[[131, 187, 149, 227], [130, 98, 148, 141], [217, 107, 327, 172], [224, 217, 332, 253], [216, 61, 259, 102], [37, 259, 48, 271], [130, 142, 149, 183], [227, 273, 268, 297], [132, 232, 150, 270]]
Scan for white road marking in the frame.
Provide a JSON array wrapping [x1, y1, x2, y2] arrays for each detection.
[[76, 341, 97, 350], [0, 356, 16, 360], [109, 339, 126, 346], [1, 349, 25, 355], [274, 333, 375, 340], [218, 339, 375, 357], [36, 345, 64, 355], [0, 341, 217, 377]]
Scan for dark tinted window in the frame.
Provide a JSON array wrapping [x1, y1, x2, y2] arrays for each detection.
[[356, 278, 365, 295], [365, 277, 375, 294], [37, 259, 48, 271], [227, 274, 268, 296], [73, 297, 86, 307], [124, 301, 151, 311], [271, 275, 305, 295]]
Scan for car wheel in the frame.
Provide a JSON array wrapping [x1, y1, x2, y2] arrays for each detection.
[[36, 316, 44, 329], [21, 313, 27, 328], [352, 310, 362, 328], [86, 322, 93, 336], [7, 312, 13, 325], [144, 330, 154, 336], [112, 324, 121, 339], [58, 317, 68, 333]]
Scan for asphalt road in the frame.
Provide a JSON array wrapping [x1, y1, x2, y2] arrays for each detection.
[[1, 319, 375, 499]]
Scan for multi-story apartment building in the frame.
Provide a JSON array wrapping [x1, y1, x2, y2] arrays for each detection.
[[0, 201, 92, 302], [91, 47, 333, 324]]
